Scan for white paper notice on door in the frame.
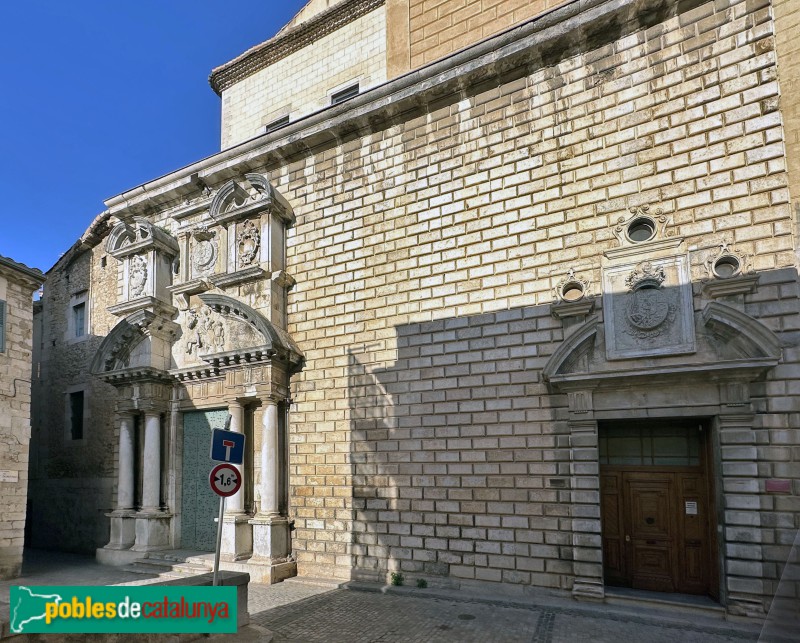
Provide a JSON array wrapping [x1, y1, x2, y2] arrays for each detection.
[[685, 501, 698, 515]]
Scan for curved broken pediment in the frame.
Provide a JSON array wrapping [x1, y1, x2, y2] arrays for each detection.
[[702, 301, 782, 360], [106, 217, 179, 259], [197, 293, 304, 372], [208, 174, 293, 224], [543, 303, 781, 388]]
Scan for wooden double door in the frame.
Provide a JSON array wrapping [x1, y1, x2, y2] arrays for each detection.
[[601, 467, 718, 597]]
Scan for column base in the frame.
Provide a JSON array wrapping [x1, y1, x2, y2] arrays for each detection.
[[131, 511, 172, 552], [96, 547, 142, 567], [571, 578, 605, 601], [221, 513, 253, 562], [104, 510, 136, 551], [249, 514, 291, 562]]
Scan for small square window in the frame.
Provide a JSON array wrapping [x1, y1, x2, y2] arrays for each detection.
[[264, 115, 290, 134], [331, 83, 359, 105], [70, 391, 84, 440]]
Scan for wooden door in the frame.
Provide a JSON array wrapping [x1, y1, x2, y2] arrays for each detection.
[[601, 468, 713, 595]]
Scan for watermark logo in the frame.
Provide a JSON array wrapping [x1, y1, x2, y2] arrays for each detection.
[[10, 585, 237, 634]]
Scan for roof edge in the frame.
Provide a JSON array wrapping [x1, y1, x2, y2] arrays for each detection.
[[209, 0, 385, 95]]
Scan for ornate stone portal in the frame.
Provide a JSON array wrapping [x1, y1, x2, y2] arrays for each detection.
[[94, 175, 304, 583]]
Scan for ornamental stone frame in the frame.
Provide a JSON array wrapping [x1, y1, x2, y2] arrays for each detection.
[[543, 306, 782, 616]]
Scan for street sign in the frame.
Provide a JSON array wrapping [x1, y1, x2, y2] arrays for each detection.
[[210, 428, 245, 465], [209, 463, 242, 498]]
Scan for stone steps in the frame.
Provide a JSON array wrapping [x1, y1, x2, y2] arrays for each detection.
[[120, 550, 212, 582]]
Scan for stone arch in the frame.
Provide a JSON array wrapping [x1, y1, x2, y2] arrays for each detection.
[[702, 301, 782, 360], [197, 293, 304, 371], [90, 314, 148, 374], [208, 174, 293, 223]]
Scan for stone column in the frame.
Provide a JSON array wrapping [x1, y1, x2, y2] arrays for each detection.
[[141, 411, 162, 512], [98, 412, 138, 563], [132, 409, 170, 552], [260, 398, 280, 516], [221, 400, 252, 561], [228, 400, 245, 514], [117, 413, 135, 511], [249, 396, 295, 583]]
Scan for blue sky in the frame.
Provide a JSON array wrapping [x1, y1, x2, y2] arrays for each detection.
[[0, 0, 307, 272]]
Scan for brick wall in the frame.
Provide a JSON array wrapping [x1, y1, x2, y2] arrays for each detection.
[[0, 270, 39, 578], [220, 6, 387, 149], [262, 0, 800, 595], [408, 0, 569, 70]]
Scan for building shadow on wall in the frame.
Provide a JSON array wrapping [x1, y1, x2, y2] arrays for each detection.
[[342, 265, 798, 600], [347, 302, 566, 586]]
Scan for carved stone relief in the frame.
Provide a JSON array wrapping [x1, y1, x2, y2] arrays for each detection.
[[185, 306, 225, 355], [602, 256, 695, 360], [237, 219, 260, 267], [191, 229, 217, 276], [129, 255, 148, 298]]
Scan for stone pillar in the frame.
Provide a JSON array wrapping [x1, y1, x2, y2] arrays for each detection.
[[718, 404, 766, 617], [132, 409, 170, 552], [566, 390, 605, 601], [117, 412, 136, 511], [98, 412, 137, 563], [260, 398, 280, 516], [249, 396, 295, 583], [221, 400, 252, 561], [141, 411, 162, 512], [228, 401, 245, 514]]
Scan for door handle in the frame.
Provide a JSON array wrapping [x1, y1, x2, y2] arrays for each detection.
[[625, 535, 630, 542]]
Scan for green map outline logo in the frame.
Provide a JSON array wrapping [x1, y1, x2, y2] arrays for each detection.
[[9, 585, 237, 634]]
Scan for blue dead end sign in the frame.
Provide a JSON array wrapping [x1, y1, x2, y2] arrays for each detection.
[[210, 428, 245, 465]]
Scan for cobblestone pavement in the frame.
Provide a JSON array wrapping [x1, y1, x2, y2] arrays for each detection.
[[0, 551, 766, 642], [247, 582, 762, 643]]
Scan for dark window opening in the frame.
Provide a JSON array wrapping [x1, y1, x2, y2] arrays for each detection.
[[70, 391, 84, 440], [264, 115, 290, 134], [331, 83, 359, 105], [73, 302, 86, 337], [0, 300, 6, 353]]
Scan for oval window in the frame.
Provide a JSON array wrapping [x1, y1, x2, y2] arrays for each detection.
[[627, 217, 656, 243], [561, 282, 585, 301], [713, 256, 741, 279]]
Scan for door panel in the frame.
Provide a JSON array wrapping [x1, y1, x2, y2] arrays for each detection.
[[625, 473, 676, 592], [601, 466, 714, 596], [601, 472, 626, 585], [181, 410, 228, 551]]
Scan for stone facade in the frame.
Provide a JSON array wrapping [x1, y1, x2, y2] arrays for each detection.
[[0, 256, 44, 579], [31, 0, 800, 618]]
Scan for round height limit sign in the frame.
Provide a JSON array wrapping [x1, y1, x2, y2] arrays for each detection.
[[209, 463, 241, 497]]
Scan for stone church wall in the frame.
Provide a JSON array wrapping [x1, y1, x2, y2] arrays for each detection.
[[257, 0, 800, 602]]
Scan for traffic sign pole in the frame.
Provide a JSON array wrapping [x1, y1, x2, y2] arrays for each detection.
[[213, 495, 224, 587]]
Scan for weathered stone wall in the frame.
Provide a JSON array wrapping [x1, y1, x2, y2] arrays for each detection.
[[408, 0, 568, 69], [0, 269, 39, 578], [29, 244, 120, 553], [220, 5, 386, 149], [249, 0, 800, 606]]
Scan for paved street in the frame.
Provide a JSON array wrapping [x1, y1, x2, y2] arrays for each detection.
[[0, 550, 768, 642], [245, 581, 762, 643]]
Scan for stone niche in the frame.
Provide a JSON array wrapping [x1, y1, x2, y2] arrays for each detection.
[[601, 206, 694, 360], [105, 217, 180, 317], [175, 174, 295, 291]]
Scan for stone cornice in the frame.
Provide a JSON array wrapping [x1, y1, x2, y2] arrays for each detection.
[[209, 0, 386, 95], [0, 255, 45, 289], [104, 0, 698, 218]]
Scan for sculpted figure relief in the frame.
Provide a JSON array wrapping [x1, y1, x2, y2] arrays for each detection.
[[129, 255, 148, 298], [185, 306, 225, 354]]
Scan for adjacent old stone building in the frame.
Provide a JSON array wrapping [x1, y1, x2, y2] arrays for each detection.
[[30, 0, 800, 618], [0, 256, 44, 579]]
